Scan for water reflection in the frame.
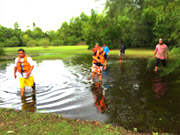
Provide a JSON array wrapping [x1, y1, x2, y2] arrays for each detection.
[[91, 82, 107, 113], [21, 89, 36, 112], [153, 74, 167, 98]]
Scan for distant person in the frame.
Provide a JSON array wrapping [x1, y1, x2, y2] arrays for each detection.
[[92, 43, 101, 53], [119, 41, 126, 63], [14, 49, 35, 97], [153, 39, 168, 72], [92, 47, 107, 82], [102, 44, 110, 58]]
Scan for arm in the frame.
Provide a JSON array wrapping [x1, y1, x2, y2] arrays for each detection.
[[153, 47, 157, 59], [14, 67, 17, 79], [26, 66, 34, 77], [92, 56, 99, 63], [104, 60, 107, 70], [26, 57, 34, 77], [107, 47, 110, 56]]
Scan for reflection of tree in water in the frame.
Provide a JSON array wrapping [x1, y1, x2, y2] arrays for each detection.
[[91, 82, 107, 113], [153, 75, 167, 98], [104, 59, 180, 134], [21, 90, 36, 112]]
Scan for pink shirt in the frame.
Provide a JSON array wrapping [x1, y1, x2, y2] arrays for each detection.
[[155, 44, 168, 60]]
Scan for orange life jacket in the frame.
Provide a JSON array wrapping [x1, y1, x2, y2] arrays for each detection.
[[17, 55, 31, 73], [93, 52, 106, 64]]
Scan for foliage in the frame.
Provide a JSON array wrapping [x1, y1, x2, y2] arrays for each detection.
[[0, 42, 5, 55], [0, 0, 179, 49], [38, 38, 50, 48], [147, 47, 180, 76]]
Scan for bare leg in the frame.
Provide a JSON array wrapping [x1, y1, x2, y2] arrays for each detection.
[[20, 88, 25, 97], [92, 72, 95, 79], [99, 74, 102, 82], [154, 66, 158, 72], [32, 82, 36, 94]]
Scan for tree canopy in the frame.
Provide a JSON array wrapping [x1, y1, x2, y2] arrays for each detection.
[[0, 0, 179, 50]]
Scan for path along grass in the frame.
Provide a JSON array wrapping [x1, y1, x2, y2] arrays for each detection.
[[0, 46, 154, 61]]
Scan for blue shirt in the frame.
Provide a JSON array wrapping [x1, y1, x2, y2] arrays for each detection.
[[103, 46, 110, 56]]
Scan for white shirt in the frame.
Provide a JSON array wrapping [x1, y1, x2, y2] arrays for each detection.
[[14, 57, 34, 78]]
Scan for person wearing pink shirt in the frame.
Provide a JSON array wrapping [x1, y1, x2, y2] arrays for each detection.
[[153, 39, 168, 72]]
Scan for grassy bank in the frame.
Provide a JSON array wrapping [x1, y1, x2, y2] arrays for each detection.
[[0, 108, 145, 135], [0, 46, 154, 61]]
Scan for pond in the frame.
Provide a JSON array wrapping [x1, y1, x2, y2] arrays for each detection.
[[0, 55, 180, 134]]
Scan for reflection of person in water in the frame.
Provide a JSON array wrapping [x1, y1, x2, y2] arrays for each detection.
[[21, 89, 36, 112], [91, 82, 107, 113], [153, 75, 167, 98]]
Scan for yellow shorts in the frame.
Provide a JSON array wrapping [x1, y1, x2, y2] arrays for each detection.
[[19, 76, 34, 89]]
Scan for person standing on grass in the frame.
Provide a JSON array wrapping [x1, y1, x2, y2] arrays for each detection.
[[14, 49, 35, 97], [119, 41, 126, 63], [103, 44, 110, 58], [153, 39, 168, 72]]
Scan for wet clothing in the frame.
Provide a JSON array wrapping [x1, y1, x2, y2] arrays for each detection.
[[103, 46, 110, 56], [15, 56, 34, 78], [120, 44, 126, 53], [15, 56, 35, 89], [155, 58, 166, 67], [19, 76, 34, 89], [93, 52, 107, 66], [154, 44, 168, 60], [120, 52, 125, 59], [92, 64, 103, 74]]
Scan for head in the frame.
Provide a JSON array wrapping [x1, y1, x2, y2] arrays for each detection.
[[18, 49, 25, 58], [159, 39, 163, 45], [100, 47, 104, 53], [120, 41, 123, 45], [95, 43, 99, 48], [103, 44, 106, 47]]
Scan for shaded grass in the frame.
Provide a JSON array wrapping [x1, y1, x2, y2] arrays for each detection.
[[0, 108, 144, 135], [0, 46, 154, 61]]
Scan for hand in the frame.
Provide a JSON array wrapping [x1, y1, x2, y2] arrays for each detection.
[[104, 66, 106, 70], [14, 73, 17, 79]]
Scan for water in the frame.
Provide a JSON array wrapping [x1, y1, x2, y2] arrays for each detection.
[[0, 56, 180, 134]]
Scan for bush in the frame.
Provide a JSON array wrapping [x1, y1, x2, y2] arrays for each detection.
[[26, 40, 38, 47], [51, 39, 64, 46], [67, 36, 79, 45], [0, 42, 5, 55], [4, 36, 20, 47], [39, 38, 51, 48]]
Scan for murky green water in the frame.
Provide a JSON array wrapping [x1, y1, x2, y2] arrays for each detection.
[[0, 55, 180, 134]]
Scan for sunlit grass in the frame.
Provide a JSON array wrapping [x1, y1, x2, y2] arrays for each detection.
[[1, 46, 154, 61]]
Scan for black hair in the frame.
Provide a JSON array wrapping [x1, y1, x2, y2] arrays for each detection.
[[18, 48, 25, 53]]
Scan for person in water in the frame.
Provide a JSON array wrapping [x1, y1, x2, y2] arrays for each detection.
[[153, 39, 168, 72], [14, 49, 35, 97], [102, 44, 110, 58], [92, 47, 107, 82], [119, 41, 126, 63]]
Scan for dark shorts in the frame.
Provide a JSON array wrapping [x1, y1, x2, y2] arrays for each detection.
[[156, 58, 166, 67]]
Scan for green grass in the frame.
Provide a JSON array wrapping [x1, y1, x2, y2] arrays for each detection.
[[0, 46, 154, 61], [0, 108, 142, 135]]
